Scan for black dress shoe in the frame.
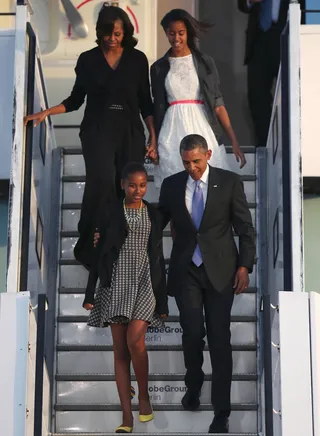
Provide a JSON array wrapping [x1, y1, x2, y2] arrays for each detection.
[[208, 415, 229, 433], [181, 390, 200, 411]]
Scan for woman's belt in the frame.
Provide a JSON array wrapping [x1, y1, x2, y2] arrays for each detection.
[[108, 104, 124, 111], [169, 99, 204, 106]]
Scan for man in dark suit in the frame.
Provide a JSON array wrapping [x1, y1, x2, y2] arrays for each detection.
[[159, 134, 256, 433], [238, 0, 297, 146]]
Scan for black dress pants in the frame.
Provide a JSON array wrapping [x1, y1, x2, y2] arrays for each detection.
[[175, 263, 234, 416], [247, 26, 282, 147], [74, 109, 145, 267]]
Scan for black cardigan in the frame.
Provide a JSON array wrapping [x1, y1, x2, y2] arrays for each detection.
[[150, 49, 224, 141], [83, 200, 168, 316]]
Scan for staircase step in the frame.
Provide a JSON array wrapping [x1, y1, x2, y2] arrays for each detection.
[[59, 257, 257, 268], [60, 236, 248, 261], [62, 175, 257, 183], [62, 179, 256, 204], [55, 404, 257, 412], [64, 156, 256, 179], [59, 258, 171, 266], [57, 344, 256, 352], [54, 409, 257, 433], [53, 433, 258, 436], [57, 315, 257, 323], [62, 145, 256, 177], [58, 291, 257, 318], [61, 208, 256, 233], [60, 229, 245, 238], [55, 379, 257, 405], [59, 263, 257, 288], [58, 286, 257, 294], [60, 235, 248, 261], [61, 202, 257, 210], [56, 348, 257, 375], [58, 321, 256, 347], [55, 373, 257, 382]]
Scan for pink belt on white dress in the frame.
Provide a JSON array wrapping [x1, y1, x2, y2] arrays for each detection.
[[169, 99, 204, 106]]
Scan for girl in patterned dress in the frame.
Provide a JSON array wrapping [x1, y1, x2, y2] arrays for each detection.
[[83, 162, 168, 434]]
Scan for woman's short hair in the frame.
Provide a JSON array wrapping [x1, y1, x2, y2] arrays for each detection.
[[121, 162, 147, 180], [180, 134, 208, 153], [96, 3, 138, 48], [160, 9, 212, 52]]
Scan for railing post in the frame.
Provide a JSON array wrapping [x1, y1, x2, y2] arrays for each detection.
[[256, 148, 274, 436], [33, 294, 47, 436], [281, 23, 293, 292], [288, 3, 304, 293], [19, 22, 36, 292]]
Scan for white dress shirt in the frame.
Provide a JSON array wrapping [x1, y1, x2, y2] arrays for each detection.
[[246, 0, 281, 22], [185, 165, 209, 215]]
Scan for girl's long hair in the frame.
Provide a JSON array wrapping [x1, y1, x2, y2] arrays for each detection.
[[96, 3, 138, 48], [160, 9, 212, 52]]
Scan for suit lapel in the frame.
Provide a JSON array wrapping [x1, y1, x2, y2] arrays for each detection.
[[199, 166, 221, 231], [179, 172, 196, 230]]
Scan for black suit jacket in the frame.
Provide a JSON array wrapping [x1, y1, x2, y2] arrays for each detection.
[[83, 200, 168, 315], [158, 166, 256, 296], [238, 0, 291, 64]]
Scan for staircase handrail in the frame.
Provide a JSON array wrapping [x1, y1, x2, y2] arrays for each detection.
[[7, 4, 54, 294]]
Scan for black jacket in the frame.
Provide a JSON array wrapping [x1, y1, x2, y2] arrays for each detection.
[[158, 166, 256, 296], [83, 200, 168, 315], [238, 0, 291, 64], [150, 50, 225, 142]]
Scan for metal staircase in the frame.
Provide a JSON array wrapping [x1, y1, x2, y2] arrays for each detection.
[[52, 145, 260, 435]]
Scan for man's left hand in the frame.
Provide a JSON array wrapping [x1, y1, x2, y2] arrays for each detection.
[[233, 266, 249, 295]]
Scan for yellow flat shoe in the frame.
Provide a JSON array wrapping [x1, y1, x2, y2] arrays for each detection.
[[115, 425, 133, 433], [139, 411, 154, 423]]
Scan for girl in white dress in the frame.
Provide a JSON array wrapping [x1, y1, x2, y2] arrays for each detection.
[[151, 9, 246, 188]]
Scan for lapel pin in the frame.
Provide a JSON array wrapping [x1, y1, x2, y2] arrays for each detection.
[[213, 185, 218, 188]]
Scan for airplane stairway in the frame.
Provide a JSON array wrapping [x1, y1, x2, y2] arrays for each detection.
[[53, 145, 260, 436]]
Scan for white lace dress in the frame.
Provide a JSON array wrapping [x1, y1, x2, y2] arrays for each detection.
[[154, 54, 230, 188]]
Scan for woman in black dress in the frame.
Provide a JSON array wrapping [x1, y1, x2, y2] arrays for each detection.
[[24, 4, 157, 267]]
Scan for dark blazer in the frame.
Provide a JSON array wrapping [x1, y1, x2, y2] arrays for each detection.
[[158, 166, 256, 296], [150, 50, 224, 142], [83, 200, 168, 315], [238, 0, 291, 64]]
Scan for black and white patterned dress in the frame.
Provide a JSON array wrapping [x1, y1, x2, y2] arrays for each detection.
[[87, 207, 164, 328]]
